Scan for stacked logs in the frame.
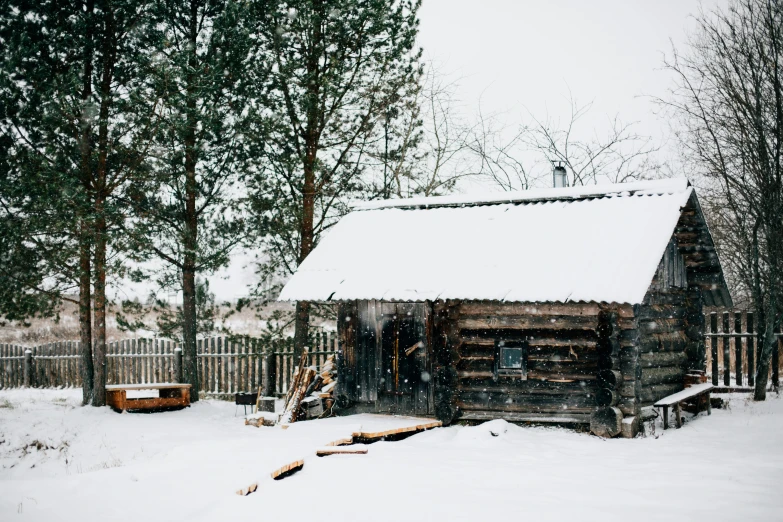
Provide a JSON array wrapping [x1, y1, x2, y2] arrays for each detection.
[[591, 311, 624, 437], [280, 351, 316, 424], [279, 352, 339, 425]]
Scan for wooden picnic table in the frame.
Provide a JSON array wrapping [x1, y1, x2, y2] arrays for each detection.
[[106, 383, 191, 412]]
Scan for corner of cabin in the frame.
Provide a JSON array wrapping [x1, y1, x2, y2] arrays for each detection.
[[634, 190, 732, 407]]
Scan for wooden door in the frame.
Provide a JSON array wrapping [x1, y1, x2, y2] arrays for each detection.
[[378, 303, 430, 415]]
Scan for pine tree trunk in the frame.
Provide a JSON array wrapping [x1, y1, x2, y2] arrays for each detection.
[[292, 10, 322, 359], [181, 133, 198, 400], [180, 0, 200, 402], [91, 4, 115, 407], [182, 263, 198, 401], [79, 225, 94, 405], [78, 0, 95, 406], [293, 157, 316, 359], [92, 203, 107, 406]]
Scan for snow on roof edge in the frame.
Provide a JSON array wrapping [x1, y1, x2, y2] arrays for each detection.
[[351, 177, 690, 211], [279, 182, 695, 304], [276, 295, 642, 305]]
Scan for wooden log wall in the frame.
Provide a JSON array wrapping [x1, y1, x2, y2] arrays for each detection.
[[447, 301, 638, 424], [636, 288, 692, 406], [674, 195, 732, 307], [433, 301, 459, 423]]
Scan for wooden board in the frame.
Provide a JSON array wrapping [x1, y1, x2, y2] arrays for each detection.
[[352, 420, 441, 441], [316, 446, 368, 456], [106, 386, 190, 412], [459, 411, 590, 424], [270, 459, 304, 480], [324, 436, 354, 447], [236, 483, 258, 496], [654, 383, 714, 407], [106, 383, 192, 390]]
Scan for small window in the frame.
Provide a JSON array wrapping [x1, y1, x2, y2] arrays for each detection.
[[494, 340, 528, 379]]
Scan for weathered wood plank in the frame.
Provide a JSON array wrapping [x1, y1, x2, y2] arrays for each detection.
[[640, 383, 683, 404], [639, 352, 687, 368], [641, 366, 684, 386], [722, 312, 730, 386], [459, 302, 635, 318], [458, 315, 599, 331]]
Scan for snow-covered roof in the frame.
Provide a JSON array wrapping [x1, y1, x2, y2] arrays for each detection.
[[279, 178, 698, 304]]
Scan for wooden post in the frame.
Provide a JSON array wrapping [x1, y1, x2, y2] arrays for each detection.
[[23, 349, 33, 387], [710, 313, 718, 385], [174, 347, 183, 383], [662, 405, 669, 429], [747, 312, 755, 387], [217, 337, 223, 395], [735, 312, 742, 386], [674, 402, 682, 429], [263, 352, 276, 397], [722, 312, 730, 386]]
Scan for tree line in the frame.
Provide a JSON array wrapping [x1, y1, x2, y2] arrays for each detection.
[[0, 0, 424, 406]]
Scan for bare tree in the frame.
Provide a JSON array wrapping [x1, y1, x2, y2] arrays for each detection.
[[371, 65, 478, 198], [661, 0, 783, 400], [471, 92, 662, 191]]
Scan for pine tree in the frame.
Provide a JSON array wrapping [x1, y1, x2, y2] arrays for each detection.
[[246, 0, 422, 357], [0, 0, 160, 406], [122, 0, 256, 401], [0, 0, 98, 403]]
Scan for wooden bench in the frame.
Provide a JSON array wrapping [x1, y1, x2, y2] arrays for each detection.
[[106, 383, 191, 412], [654, 383, 713, 429]]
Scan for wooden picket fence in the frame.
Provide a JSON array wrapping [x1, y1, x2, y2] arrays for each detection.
[[0, 332, 337, 396], [6, 313, 777, 395], [705, 309, 782, 389]]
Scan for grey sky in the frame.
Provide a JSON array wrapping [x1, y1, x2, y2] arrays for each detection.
[[417, 0, 724, 169], [120, 2, 729, 303]]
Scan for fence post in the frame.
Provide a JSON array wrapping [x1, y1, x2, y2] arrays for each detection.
[[174, 347, 183, 383], [23, 349, 33, 387], [263, 351, 276, 397], [722, 312, 731, 386], [710, 313, 718, 385]]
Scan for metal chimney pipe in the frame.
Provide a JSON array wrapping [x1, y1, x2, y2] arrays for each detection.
[[553, 164, 568, 188]]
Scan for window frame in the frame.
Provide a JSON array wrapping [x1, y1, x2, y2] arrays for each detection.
[[493, 339, 528, 380]]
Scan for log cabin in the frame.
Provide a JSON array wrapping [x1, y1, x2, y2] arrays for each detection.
[[278, 178, 732, 437]]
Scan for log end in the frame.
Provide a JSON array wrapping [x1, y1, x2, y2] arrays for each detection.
[[590, 407, 623, 438], [596, 388, 618, 407], [620, 415, 639, 438]]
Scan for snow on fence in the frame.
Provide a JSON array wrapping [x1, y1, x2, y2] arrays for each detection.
[[705, 309, 781, 389], [0, 332, 338, 396]]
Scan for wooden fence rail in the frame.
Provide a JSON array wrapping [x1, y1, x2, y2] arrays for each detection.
[[705, 310, 781, 389], [0, 332, 338, 397]]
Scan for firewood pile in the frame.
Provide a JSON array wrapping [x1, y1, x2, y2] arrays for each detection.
[[279, 350, 338, 425]]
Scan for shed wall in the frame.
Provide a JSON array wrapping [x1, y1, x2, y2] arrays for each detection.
[[436, 301, 638, 423]]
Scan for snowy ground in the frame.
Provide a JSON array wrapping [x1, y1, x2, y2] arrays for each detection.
[[1, 389, 782, 522]]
